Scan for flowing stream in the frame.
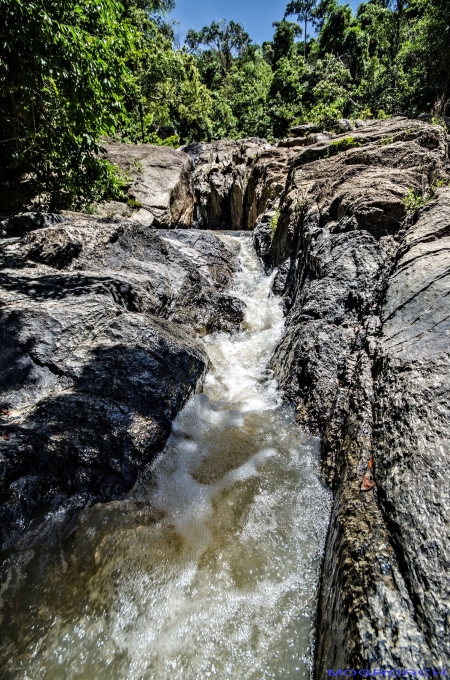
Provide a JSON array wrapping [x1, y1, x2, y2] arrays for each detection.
[[0, 235, 331, 679]]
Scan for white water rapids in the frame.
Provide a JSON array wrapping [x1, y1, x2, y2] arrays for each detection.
[[1, 234, 332, 679]]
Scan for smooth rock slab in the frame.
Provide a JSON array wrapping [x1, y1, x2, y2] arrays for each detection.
[[0, 214, 244, 549], [0, 303, 207, 547], [373, 187, 450, 663], [103, 142, 194, 227]]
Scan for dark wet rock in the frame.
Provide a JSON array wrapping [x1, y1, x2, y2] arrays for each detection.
[[102, 142, 194, 227], [253, 213, 275, 260], [265, 117, 447, 427], [170, 282, 245, 336], [0, 308, 206, 547], [245, 148, 291, 229], [257, 118, 450, 668], [0, 215, 243, 549], [0, 212, 66, 238]]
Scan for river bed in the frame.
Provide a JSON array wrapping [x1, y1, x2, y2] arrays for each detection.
[[0, 234, 331, 679]]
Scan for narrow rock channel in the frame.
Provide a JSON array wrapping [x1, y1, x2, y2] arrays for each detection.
[[0, 234, 331, 679]]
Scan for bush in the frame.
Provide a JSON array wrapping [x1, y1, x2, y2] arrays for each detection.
[[0, 0, 136, 210]]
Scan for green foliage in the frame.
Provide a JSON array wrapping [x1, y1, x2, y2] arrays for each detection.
[[434, 178, 448, 189], [328, 136, 363, 156], [430, 116, 448, 129], [192, 41, 273, 141], [316, 2, 353, 59], [358, 108, 373, 120], [119, 22, 212, 145], [226, 50, 273, 139], [0, 0, 136, 210], [404, 188, 430, 212], [156, 134, 180, 148], [3, 0, 450, 209], [307, 54, 352, 124], [269, 20, 302, 66], [127, 197, 142, 208], [186, 20, 251, 75], [268, 54, 307, 137], [270, 210, 281, 239], [285, 0, 318, 58], [0, 0, 211, 209], [404, 178, 448, 212]]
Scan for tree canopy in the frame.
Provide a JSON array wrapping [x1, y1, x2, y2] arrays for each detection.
[[1, 0, 449, 210]]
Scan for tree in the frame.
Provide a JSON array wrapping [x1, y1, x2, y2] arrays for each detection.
[[285, 0, 318, 58], [268, 54, 307, 136], [271, 19, 302, 66], [0, 0, 137, 210], [119, 8, 212, 145], [317, 3, 354, 58], [0, 0, 214, 209], [185, 20, 252, 75], [226, 47, 273, 138], [397, 0, 450, 116]]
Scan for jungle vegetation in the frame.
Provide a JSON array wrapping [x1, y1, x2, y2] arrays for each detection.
[[0, 0, 449, 209]]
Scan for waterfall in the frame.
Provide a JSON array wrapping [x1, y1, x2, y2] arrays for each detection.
[[0, 235, 331, 679]]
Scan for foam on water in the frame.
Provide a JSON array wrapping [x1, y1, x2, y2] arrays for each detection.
[[0, 235, 332, 680]]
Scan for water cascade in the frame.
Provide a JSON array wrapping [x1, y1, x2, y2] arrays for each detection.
[[0, 235, 332, 679]]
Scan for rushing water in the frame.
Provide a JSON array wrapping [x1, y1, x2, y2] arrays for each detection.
[[0, 234, 331, 680]]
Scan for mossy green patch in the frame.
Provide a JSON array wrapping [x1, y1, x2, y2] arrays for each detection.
[[327, 136, 363, 157]]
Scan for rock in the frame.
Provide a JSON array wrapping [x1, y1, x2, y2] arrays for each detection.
[[0, 303, 207, 548], [257, 117, 449, 668], [0, 215, 244, 549], [132, 207, 155, 227], [290, 123, 320, 137], [245, 149, 291, 229], [306, 132, 330, 144], [184, 137, 274, 230], [2, 115, 449, 668], [353, 119, 367, 128], [277, 132, 330, 148], [372, 188, 450, 663], [253, 211, 277, 260], [89, 200, 134, 219], [187, 122, 441, 234], [170, 284, 245, 336], [338, 118, 354, 132], [0, 212, 67, 238], [103, 142, 194, 227], [277, 137, 308, 148], [277, 116, 429, 172]]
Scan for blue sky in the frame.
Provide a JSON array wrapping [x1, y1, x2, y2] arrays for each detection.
[[169, 0, 361, 46]]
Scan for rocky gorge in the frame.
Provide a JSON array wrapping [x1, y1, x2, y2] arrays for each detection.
[[0, 116, 449, 674]]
